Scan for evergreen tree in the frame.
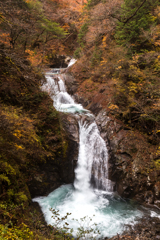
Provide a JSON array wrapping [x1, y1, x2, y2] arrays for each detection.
[[115, 0, 160, 50]]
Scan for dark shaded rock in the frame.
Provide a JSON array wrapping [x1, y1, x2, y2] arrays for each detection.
[[27, 159, 62, 198], [49, 55, 70, 68], [62, 73, 78, 95], [74, 93, 90, 108], [28, 112, 80, 198], [88, 102, 102, 116], [59, 113, 79, 184], [144, 191, 154, 204]]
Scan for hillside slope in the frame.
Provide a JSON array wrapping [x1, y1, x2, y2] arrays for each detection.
[[70, 0, 160, 205], [0, 0, 76, 239]]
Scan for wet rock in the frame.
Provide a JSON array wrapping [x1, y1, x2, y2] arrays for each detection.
[[109, 216, 160, 240], [28, 159, 62, 198], [62, 73, 78, 95], [154, 200, 160, 208], [59, 113, 79, 183], [59, 112, 95, 185], [144, 191, 154, 204]]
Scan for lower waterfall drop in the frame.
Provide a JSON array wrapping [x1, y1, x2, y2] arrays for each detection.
[[33, 70, 144, 238]]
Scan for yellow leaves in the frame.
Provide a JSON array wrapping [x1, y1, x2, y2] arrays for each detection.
[[102, 36, 107, 48], [140, 114, 148, 118], [13, 130, 22, 138], [112, 78, 119, 85], [129, 101, 136, 107], [1, 105, 40, 149], [0, 223, 34, 240], [118, 59, 124, 63], [14, 143, 25, 150], [108, 104, 119, 110], [128, 82, 138, 94], [150, 14, 157, 22], [116, 66, 122, 70], [100, 59, 107, 66], [1, 162, 16, 175], [129, 64, 137, 70]]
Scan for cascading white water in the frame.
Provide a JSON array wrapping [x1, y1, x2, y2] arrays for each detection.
[[74, 121, 112, 192], [33, 60, 159, 238], [42, 75, 88, 114]]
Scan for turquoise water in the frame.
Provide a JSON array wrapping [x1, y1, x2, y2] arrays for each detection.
[[33, 184, 143, 238]]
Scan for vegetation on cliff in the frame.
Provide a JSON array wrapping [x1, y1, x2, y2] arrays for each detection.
[[0, 0, 78, 239], [72, 0, 160, 154]]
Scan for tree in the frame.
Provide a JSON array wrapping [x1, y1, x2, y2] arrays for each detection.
[[115, 0, 160, 49], [0, 0, 67, 52]]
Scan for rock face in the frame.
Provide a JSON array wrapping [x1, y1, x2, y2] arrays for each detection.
[[58, 111, 95, 184], [28, 112, 80, 198], [61, 73, 78, 96], [95, 109, 160, 204], [109, 216, 160, 240], [59, 112, 79, 183], [49, 55, 71, 68], [27, 158, 63, 198]]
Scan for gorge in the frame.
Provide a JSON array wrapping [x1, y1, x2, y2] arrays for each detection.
[[33, 62, 160, 239], [0, 0, 160, 239]]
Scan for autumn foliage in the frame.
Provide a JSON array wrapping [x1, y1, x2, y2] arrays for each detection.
[[71, 0, 160, 145]]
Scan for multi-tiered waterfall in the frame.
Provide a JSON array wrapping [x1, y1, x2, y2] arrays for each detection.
[[33, 62, 145, 238]]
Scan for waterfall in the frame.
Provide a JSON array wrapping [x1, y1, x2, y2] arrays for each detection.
[[42, 72, 112, 191], [74, 121, 112, 192], [33, 61, 146, 239]]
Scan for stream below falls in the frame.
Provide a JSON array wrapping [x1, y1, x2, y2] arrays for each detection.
[[33, 60, 160, 239]]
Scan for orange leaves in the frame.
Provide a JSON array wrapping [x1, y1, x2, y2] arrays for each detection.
[[62, 23, 70, 30], [55, 0, 87, 12], [25, 49, 44, 67], [101, 36, 108, 49], [0, 32, 10, 47]]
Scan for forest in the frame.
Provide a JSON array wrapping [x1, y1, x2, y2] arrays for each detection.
[[0, 0, 160, 239]]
